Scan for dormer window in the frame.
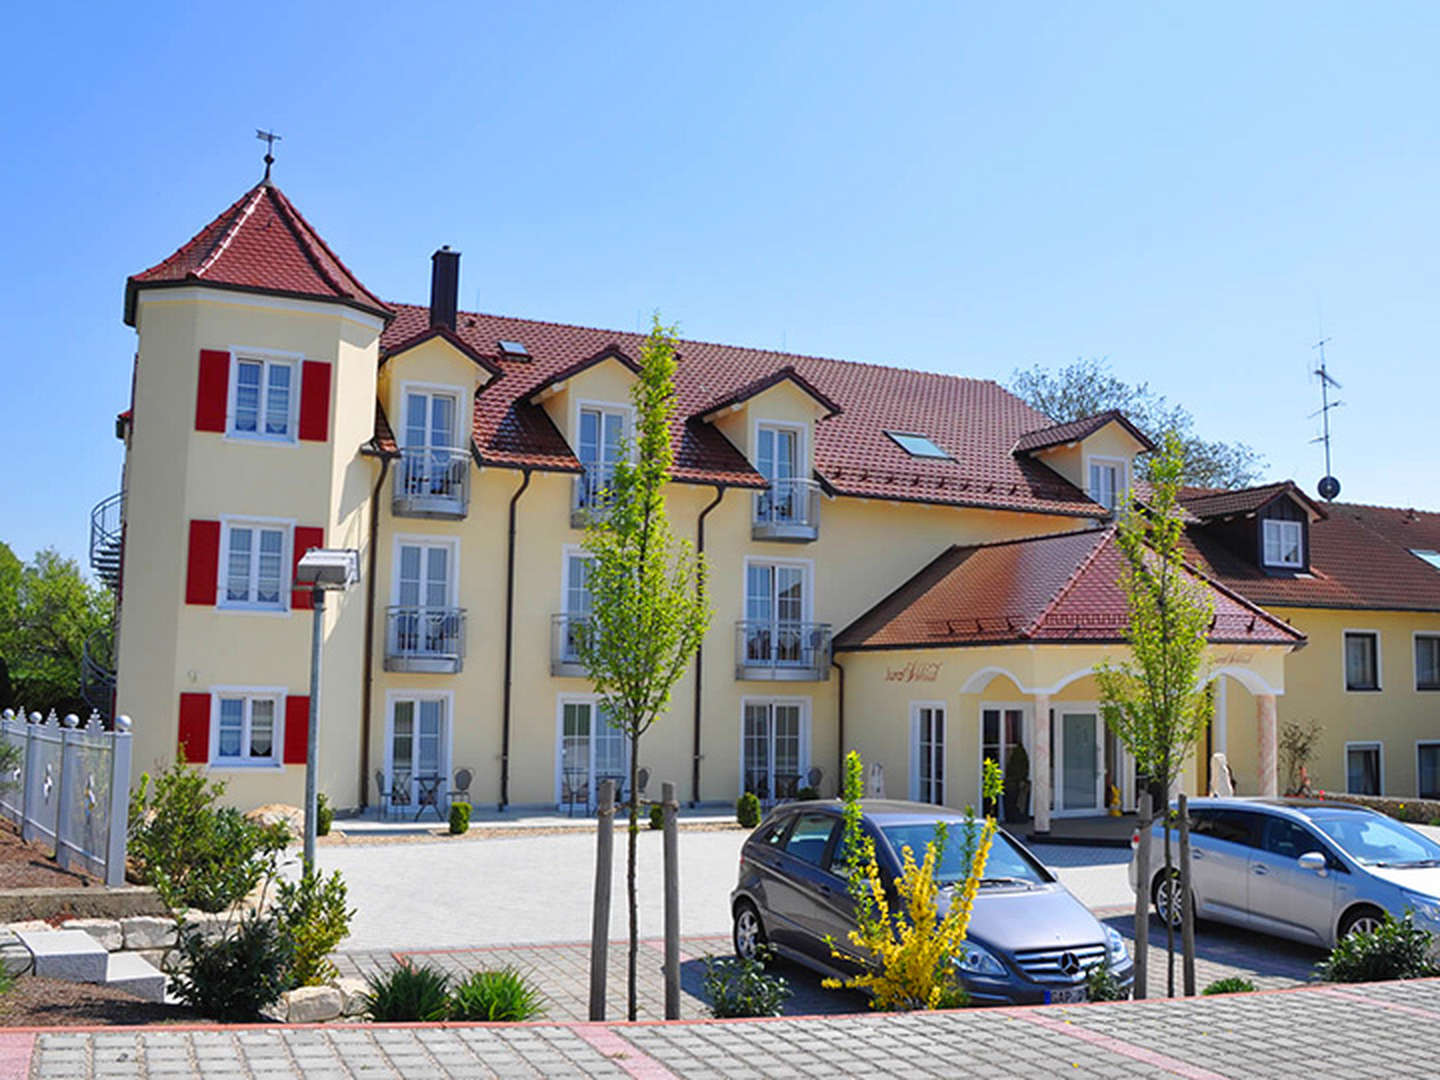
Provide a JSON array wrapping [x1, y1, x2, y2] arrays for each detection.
[[1087, 458, 1125, 512], [1263, 519, 1304, 569], [885, 431, 949, 459]]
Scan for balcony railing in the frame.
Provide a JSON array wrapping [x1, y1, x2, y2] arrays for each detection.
[[734, 620, 832, 681], [752, 478, 821, 542], [571, 468, 617, 529], [384, 606, 467, 673], [393, 446, 470, 519], [89, 491, 124, 592], [550, 613, 591, 677]]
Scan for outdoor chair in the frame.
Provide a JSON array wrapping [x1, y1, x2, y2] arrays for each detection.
[[448, 767, 472, 807], [389, 771, 413, 818], [561, 767, 589, 817], [374, 770, 389, 818], [636, 767, 650, 799], [805, 766, 823, 792]]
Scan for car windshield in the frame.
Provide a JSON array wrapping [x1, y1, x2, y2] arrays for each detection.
[[879, 822, 1047, 886], [1309, 813, 1440, 867]]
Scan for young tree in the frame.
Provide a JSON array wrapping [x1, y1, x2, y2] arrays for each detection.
[[578, 315, 710, 1021], [1095, 430, 1214, 996], [1009, 357, 1264, 489]]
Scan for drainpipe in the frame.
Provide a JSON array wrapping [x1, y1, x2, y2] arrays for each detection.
[[831, 656, 846, 794], [358, 451, 393, 811], [499, 468, 533, 811], [691, 485, 728, 806]]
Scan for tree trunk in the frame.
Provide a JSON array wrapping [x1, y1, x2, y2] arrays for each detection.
[[627, 728, 640, 1021]]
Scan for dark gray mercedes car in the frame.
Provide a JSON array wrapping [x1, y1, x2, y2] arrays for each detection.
[[731, 799, 1132, 1004]]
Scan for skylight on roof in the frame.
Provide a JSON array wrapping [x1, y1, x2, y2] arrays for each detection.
[[1411, 549, 1440, 571], [885, 431, 950, 459], [498, 339, 530, 359]]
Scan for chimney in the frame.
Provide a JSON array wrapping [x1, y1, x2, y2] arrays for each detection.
[[429, 246, 460, 331]]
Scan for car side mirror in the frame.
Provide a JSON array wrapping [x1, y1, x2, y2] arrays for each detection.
[[1298, 851, 1327, 875]]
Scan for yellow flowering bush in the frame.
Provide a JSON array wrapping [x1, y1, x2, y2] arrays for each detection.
[[823, 751, 1002, 1010]]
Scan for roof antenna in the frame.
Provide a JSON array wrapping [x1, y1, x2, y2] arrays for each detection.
[[1309, 334, 1344, 501], [256, 129, 282, 182]]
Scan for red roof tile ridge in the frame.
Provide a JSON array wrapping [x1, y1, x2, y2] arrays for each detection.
[[129, 184, 260, 282], [266, 185, 390, 314], [1172, 544, 1306, 642], [1022, 527, 1117, 637], [1328, 499, 1440, 517], [958, 524, 1111, 554], [384, 302, 999, 385], [193, 185, 266, 279]]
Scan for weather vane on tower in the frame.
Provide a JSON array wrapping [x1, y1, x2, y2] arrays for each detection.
[[256, 129, 282, 182]]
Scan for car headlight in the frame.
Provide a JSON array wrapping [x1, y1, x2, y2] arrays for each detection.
[[1404, 893, 1440, 923], [955, 941, 1006, 977], [1104, 924, 1130, 963]]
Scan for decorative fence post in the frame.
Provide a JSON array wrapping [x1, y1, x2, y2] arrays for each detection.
[[53, 714, 76, 869], [20, 712, 39, 845], [106, 717, 132, 887]]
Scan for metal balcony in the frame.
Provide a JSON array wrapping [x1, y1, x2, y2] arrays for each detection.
[[734, 620, 832, 681], [550, 613, 591, 677], [384, 607, 467, 673], [393, 447, 470, 519], [570, 469, 616, 529], [752, 478, 821, 542]]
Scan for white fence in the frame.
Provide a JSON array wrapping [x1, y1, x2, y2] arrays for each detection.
[[0, 709, 132, 886]]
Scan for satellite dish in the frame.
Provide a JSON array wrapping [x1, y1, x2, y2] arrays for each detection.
[[1318, 476, 1341, 501]]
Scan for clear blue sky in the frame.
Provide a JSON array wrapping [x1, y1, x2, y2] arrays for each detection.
[[3, 2, 1437, 569]]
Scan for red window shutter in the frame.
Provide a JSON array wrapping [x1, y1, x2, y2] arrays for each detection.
[[185, 520, 221, 605], [195, 349, 229, 432], [292, 526, 325, 610], [284, 696, 310, 765], [298, 360, 332, 441], [178, 693, 210, 764]]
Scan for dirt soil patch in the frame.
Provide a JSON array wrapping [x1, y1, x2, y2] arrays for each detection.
[[0, 821, 96, 889], [0, 978, 197, 1027]]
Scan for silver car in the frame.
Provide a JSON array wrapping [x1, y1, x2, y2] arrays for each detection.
[[1128, 797, 1440, 948]]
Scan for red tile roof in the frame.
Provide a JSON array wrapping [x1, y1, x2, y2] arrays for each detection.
[[1013, 409, 1155, 454], [379, 304, 1107, 514], [694, 365, 842, 421], [1181, 481, 1326, 521], [381, 325, 503, 377], [125, 182, 391, 326], [835, 527, 1303, 650], [1183, 500, 1440, 612]]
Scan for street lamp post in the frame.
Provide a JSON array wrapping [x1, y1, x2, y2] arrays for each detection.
[[294, 548, 359, 868]]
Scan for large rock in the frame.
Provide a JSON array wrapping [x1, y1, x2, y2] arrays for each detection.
[[64, 918, 122, 951], [121, 916, 177, 951], [335, 976, 370, 1017], [8, 920, 53, 935], [283, 985, 343, 1023], [245, 803, 301, 838]]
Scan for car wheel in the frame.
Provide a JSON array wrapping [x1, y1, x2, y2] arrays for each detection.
[[733, 901, 767, 963], [1338, 906, 1386, 940], [1151, 870, 1187, 929]]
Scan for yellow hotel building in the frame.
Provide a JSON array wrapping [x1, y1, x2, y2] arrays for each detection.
[[98, 174, 1438, 826]]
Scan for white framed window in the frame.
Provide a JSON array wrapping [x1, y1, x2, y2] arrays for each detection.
[[1415, 634, 1440, 691], [740, 698, 810, 802], [1418, 742, 1440, 800], [910, 702, 946, 805], [1345, 741, 1383, 796], [229, 353, 298, 441], [211, 689, 283, 766], [575, 403, 630, 511], [219, 520, 291, 611], [754, 422, 806, 524], [556, 695, 629, 809], [1262, 519, 1304, 569], [980, 703, 1028, 816], [1086, 457, 1126, 513], [743, 558, 814, 668], [1343, 630, 1381, 692], [386, 692, 452, 810]]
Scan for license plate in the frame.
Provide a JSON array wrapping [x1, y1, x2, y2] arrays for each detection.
[[1045, 986, 1089, 1004]]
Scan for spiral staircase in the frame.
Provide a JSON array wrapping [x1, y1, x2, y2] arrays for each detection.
[[82, 491, 123, 716]]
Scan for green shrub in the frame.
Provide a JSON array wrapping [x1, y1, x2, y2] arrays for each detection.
[[448, 967, 545, 1021], [168, 912, 294, 1021], [649, 802, 665, 830], [736, 792, 762, 828], [702, 951, 790, 1018], [1318, 913, 1439, 983], [1086, 960, 1129, 1002], [796, 786, 820, 801], [1203, 976, 1257, 995], [128, 761, 290, 913], [316, 793, 334, 837], [449, 801, 471, 835], [274, 866, 353, 987], [362, 961, 452, 1021]]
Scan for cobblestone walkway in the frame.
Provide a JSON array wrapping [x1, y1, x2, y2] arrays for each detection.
[[9, 978, 1440, 1079]]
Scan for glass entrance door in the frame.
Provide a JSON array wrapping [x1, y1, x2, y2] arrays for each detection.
[[390, 698, 447, 809], [742, 701, 804, 802], [1057, 710, 1102, 814], [559, 700, 627, 810], [981, 706, 1025, 819]]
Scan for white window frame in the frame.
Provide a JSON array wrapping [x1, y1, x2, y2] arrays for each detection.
[[398, 380, 467, 451], [1417, 740, 1440, 800], [1342, 629, 1382, 693], [553, 693, 630, 806], [1084, 455, 1127, 513], [978, 701, 1031, 811], [226, 347, 302, 444], [1262, 518, 1304, 569], [390, 534, 461, 608], [1414, 632, 1440, 692], [573, 399, 636, 460], [741, 556, 816, 623], [909, 701, 947, 804], [737, 696, 812, 799], [561, 544, 594, 614], [1344, 740, 1384, 796], [384, 689, 453, 805], [209, 687, 285, 769], [216, 516, 294, 613], [752, 419, 809, 523]]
